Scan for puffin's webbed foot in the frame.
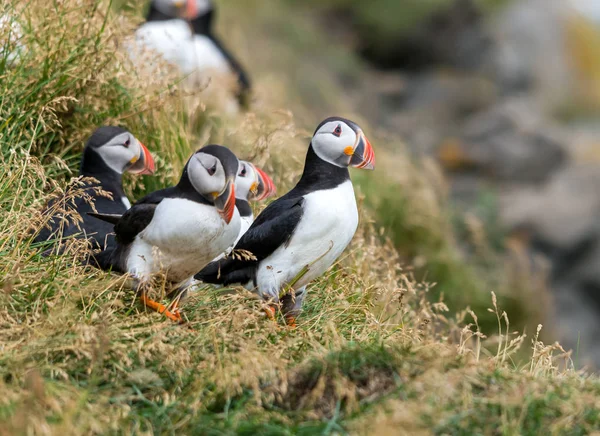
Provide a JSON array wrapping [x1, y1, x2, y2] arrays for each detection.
[[281, 286, 306, 329], [140, 291, 183, 322], [285, 315, 297, 328], [264, 305, 276, 320]]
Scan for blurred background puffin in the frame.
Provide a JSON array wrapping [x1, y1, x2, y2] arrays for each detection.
[[131, 0, 251, 111]]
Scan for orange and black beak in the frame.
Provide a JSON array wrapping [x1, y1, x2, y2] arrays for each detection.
[[348, 131, 375, 170], [185, 0, 198, 19], [174, 0, 198, 19], [252, 165, 276, 201], [128, 142, 156, 175], [215, 177, 236, 224]]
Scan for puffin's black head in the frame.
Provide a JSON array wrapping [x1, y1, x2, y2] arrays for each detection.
[[83, 126, 155, 175], [152, 0, 213, 20], [235, 160, 276, 202], [311, 117, 375, 170], [185, 144, 239, 223]]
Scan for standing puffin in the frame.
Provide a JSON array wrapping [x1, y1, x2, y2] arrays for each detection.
[[35, 126, 155, 252], [133, 0, 251, 107], [91, 145, 240, 321], [161, 159, 276, 309], [195, 117, 375, 326], [233, 160, 276, 246]]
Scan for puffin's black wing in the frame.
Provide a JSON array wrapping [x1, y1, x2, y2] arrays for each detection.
[[109, 187, 177, 245], [195, 196, 304, 284], [237, 197, 304, 259], [113, 203, 157, 245]]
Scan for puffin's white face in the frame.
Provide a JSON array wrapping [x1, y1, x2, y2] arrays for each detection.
[[153, 0, 212, 19], [188, 152, 228, 197], [311, 120, 375, 170], [96, 132, 155, 175], [235, 161, 257, 200], [235, 161, 277, 201], [186, 147, 238, 224]]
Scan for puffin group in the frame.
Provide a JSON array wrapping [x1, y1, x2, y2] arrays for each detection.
[[37, 117, 375, 326], [32, 0, 376, 326]]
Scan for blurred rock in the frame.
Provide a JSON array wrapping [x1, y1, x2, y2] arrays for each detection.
[[501, 164, 600, 252], [569, 0, 600, 24], [501, 164, 600, 367], [490, 0, 574, 106], [358, 0, 493, 71], [552, 279, 600, 368], [375, 71, 497, 154], [450, 99, 568, 183]]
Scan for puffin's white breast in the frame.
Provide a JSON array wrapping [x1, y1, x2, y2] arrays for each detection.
[[255, 180, 359, 298], [0, 14, 25, 64], [131, 20, 231, 77], [236, 215, 254, 245], [121, 197, 131, 209], [127, 198, 241, 282], [132, 20, 192, 66], [211, 212, 253, 261]]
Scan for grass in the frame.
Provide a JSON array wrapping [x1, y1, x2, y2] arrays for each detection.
[[1, 0, 599, 434]]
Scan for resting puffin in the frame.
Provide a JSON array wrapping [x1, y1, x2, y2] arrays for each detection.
[[195, 117, 375, 326], [233, 160, 276, 246], [34, 126, 155, 252], [162, 159, 276, 307], [91, 145, 240, 321], [133, 0, 251, 107]]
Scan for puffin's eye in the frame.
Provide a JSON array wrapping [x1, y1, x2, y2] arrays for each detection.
[[124, 139, 131, 147], [333, 125, 342, 137], [207, 164, 217, 176], [240, 165, 247, 177]]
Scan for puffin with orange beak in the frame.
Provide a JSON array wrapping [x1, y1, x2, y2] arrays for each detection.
[[232, 160, 276, 246], [34, 126, 155, 252], [135, 0, 251, 107], [89, 145, 240, 322], [195, 117, 375, 326]]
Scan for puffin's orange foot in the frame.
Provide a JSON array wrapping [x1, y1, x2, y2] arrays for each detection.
[[140, 295, 182, 322], [170, 300, 182, 317], [285, 316, 297, 328], [264, 306, 276, 320]]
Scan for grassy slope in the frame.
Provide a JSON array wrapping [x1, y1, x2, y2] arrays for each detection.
[[0, 0, 599, 434]]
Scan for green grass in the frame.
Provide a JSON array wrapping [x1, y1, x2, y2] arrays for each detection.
[[0, 0, 599, 434]]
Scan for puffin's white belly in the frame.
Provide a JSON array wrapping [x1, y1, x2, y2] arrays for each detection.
[[255, 180, 359, 299], [127, 198, 241, 283], [211, 213, 253, 261], [236, 215, 253, 245], [132, 20, 192, 67], [121, 197, 131, 209], [131, 20, 230, 77], [0, 14, 25, 64]]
